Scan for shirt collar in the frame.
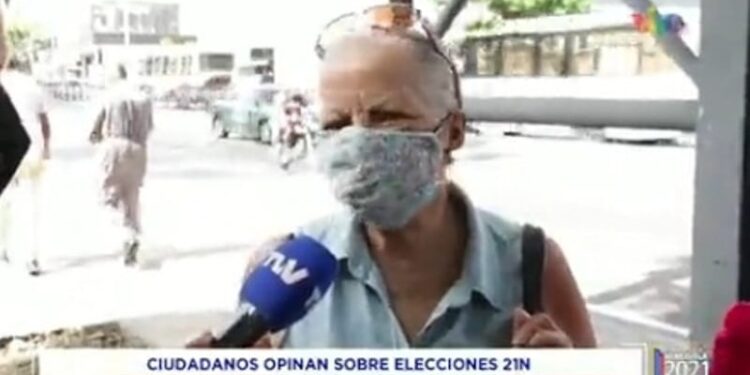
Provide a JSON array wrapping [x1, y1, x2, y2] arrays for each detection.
[[328, 184, 515, 310], [457, 186, 516, 310]]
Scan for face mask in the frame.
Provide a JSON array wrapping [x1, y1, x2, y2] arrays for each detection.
[[316, 124, 446, 230]]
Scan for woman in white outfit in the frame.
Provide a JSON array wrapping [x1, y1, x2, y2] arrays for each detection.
[[0, 55, 52, 276]]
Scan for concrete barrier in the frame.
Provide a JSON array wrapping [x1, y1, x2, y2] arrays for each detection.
[[464, 96, 699, 130]]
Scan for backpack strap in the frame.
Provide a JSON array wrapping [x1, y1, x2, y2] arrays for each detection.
[[521, 224, 546, 314]]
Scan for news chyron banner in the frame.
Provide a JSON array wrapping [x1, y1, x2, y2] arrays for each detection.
[[38, 348, 651, 375]]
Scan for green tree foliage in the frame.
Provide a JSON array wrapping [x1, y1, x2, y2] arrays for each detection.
[[5, 22, 44, 68], [465, 16, 502, 32], [432, 0, 592, 32], [483, 0, 591, 19], [7, 22, 33, 54]]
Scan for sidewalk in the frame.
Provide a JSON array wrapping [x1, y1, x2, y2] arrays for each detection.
[[1, 247, 690, 349], [0, 163, 337, 338]]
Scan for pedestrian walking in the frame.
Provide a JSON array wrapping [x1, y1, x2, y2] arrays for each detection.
[[89, 64, 153, 266], [0, 55, 52, 276], [0, 0, 32, 272]]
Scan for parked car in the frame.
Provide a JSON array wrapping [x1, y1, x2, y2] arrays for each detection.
[[209, 86, 278, 143]]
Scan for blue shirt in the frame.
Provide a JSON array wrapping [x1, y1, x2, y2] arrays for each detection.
[[281, 188, 525, 348]]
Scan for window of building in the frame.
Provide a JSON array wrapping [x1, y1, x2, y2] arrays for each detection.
[[145, 57, 154, 76], [199, 54, 234, 72], [168, 57, 179, 75], [250, 48, 274, 61], [151, 57, 161, 76], [181, 56, 192, 75], [115, 9, 124, 31]]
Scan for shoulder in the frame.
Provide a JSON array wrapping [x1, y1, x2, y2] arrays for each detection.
[[242, 234, 295, 279], [472, 207, 524, 251], [473, 207, 565, 270], [243, 210, 353, 277], [297, 210, 353, 238], [295, 210, 356, 256]]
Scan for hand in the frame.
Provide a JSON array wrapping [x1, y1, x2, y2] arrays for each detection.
[[512, 307, 573, 348], [185, 331, 274, 349]]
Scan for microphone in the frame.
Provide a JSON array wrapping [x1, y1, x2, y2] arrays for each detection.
[[210, 235, 338, 348]]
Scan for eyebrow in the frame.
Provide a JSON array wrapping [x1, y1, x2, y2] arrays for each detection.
[[321, 109, 351, 129], [322, 117, 350, 129], [366, 105, 419, 120], [322, 105, 419, 128]]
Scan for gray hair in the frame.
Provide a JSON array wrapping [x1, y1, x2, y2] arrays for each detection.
[[322, 29, 461, 114], [411, 36, 461, 112]]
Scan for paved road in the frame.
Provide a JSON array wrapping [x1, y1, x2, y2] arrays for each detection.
[[0, 102, 695, 348]]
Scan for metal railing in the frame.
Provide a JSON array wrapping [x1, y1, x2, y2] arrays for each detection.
[[435, 0, 698, 131]]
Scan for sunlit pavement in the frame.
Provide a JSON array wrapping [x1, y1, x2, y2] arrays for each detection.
[[0, 104, 693, 348]]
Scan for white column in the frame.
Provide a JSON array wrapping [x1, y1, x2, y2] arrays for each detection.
[[690, 0, 748, 347]]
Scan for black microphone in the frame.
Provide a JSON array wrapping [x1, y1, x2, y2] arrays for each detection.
[[210, 235, 338, 348]]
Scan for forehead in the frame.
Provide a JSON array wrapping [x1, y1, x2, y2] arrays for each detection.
[[318, 35, 439, 117]]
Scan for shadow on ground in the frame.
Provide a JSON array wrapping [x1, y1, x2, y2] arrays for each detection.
[[588, 256, 690, 326], [118, 311, 234, 348], [588, 256, 691, 349], [43, 242, 257, 274]]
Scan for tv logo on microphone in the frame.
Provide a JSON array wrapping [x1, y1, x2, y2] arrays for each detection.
[[263, 252, 310, 285]]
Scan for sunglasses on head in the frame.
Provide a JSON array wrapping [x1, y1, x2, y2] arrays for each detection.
[[314, 3, 463, 109]]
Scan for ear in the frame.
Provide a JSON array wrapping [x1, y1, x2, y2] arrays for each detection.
[[445, 110, 466, 153]]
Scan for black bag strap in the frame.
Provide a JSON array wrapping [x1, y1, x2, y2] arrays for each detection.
[[521, 224, 546, 314]]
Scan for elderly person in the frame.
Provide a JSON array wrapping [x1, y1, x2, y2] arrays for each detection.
[[89, 64, 153, 266], [192, 3, 595, 348]]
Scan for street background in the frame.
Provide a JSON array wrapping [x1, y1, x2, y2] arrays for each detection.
[[0, 99, 694, 348], [0, 0, 704, 349]]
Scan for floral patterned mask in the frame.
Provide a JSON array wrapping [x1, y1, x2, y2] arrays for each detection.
[[316, 123, 446, 229]]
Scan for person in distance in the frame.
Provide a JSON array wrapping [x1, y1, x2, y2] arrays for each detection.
[[190, 3, 596, 349], [0, 55, 52, 276], [89, 64, 154, 267]]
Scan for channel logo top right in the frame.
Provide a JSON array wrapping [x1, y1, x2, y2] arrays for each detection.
[[632, 5, 686, 37]]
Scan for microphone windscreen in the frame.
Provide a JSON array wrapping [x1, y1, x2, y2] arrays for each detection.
[[240, 235, 338, 332]]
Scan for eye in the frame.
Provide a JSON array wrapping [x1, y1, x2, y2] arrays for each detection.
[[367, 109, 416, 123]]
